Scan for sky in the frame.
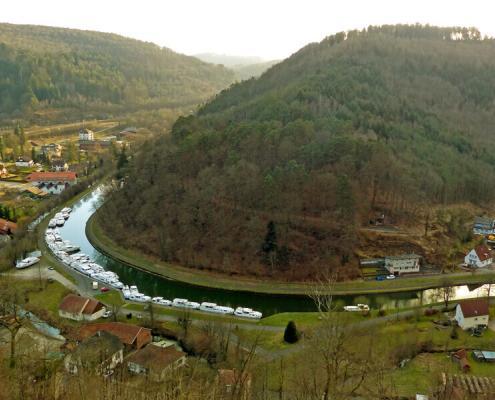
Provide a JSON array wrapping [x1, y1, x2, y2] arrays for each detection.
[[1, 0, 495, 60]]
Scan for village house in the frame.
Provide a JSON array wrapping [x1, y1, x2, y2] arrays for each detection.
[[58, 294, 105, 321], [78, 322, 152, 351], [0, 218, 17, 236], [216, 369, 252, 400], [455, 299, 489, 330], [41, 143, 62, 158], [384, 254, 421, 275], [65, 331, 124, 376], [15, 157, 33, 168], [0, 164, 8, 178], [50, 159, 69, 172], [464, 244, 493, 268], [79, 128, 95, 142], [126, 344, 186, 380], [27, 171, 78, 194], [473, 216, 495, 235]]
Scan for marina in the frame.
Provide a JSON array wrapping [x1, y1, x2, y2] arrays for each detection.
[[44, 197, 264, 319]]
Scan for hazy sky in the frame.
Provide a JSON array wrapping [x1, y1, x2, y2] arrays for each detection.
[[2, 0, 495, 59]]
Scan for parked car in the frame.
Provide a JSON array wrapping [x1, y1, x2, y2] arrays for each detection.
[[48, 266, 54, 271], [386, 274, 396, 280], [102, 310, 112, 318], [376, 275, 386, 281], [100, 287, 109, 292]]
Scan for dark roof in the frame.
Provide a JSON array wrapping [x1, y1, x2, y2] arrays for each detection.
[[79, 322, 151, 346], [126, 345, 185, 370], [59, 294, 103, 315], [72, 331, 123, 364], [474, 245, 492, 262], [458, 299, 489, 318]]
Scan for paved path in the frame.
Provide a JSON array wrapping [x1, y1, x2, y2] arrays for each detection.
[[4, 266, 80, 293]]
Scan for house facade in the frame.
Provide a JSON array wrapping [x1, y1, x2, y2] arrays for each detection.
[[464, 245, 492, 268], [27, 171, 77, 194], [79, 128, 95, 141], [384, 254, 421, 275], [59, 294, 105, 321], [126, 344, 186, 381], [15, 157, 33, 168], [473, 216, 495, 235], [455, 299, 489, 330]]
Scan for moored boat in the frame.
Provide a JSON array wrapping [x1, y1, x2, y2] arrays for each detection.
[[16, 256, 40, 269]]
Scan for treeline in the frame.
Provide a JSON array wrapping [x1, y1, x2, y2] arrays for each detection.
[[0, 23, 235, 120], [101, 25, 495, 280]]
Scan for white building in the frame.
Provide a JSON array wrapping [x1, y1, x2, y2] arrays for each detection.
[[384, 254, 421, 275], [27, 171, 77, 195], [464, 244, 493, 268], [455, 299, 489, 330], [79, 128, 95, 141], [15, 157, 34, 168], [58, 294, 105, 321]]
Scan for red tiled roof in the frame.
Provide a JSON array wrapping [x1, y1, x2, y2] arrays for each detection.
[[458, 299, 489, 318], [27, 172, 77, 182], [126, 345, 185, 370], [59, 294, 103, 315], [79, 322, 151, 347], [474, 245, 492, 262], [0, 218, 17, 233]]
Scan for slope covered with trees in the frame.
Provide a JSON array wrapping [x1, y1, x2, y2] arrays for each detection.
[[101, 25, 495, 281], [0, 23, 235, 119]]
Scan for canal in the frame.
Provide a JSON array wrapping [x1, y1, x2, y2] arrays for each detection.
[[58, 188, 493, 316]]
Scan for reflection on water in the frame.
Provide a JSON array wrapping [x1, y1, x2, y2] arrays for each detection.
[[58, 188, 493, 316]]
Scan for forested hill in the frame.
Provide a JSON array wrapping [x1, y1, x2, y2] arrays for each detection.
[[0, 23, 235, 119], [102, 25, 495, 281]]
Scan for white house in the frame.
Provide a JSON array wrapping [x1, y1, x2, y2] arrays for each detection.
[[58, 294, 105, 321], [455, 299, 489, 330], [27, 171, 77, 194], [79, 128, 95, 141], [464, 244, 493, 268], [15, 157, 34, 168], [384, 254, 421, 275]]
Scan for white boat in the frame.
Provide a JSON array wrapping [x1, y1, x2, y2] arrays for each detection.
[[48, 220, 57, 229], [216, 306, 235, 315], [152, 297, 164, 304], [62, 207, 72, 213], [343, 304, 370, 312], [172, 298, 189, 308], [158, 299, 172, 306], [56, 219, 65, 227], [16, 257, 40, 269], [234, 307, 262, 319], [62, 212, 70, 220], [186, 301, 200, 309]]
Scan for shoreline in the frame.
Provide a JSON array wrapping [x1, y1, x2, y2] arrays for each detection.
[[86, 209, 495, 296]]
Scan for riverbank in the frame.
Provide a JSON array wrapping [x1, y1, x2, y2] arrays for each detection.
[[86, 211, 495, 296]]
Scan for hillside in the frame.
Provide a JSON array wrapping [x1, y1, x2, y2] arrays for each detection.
[[233, 60, 280, 80], [0, 24, 235, 120], [100, 25, 495, 281]]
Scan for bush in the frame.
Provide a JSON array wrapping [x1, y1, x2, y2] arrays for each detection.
[[284, 320, 299, 344], [378, 309, 387, 317], [424, 308, 439, 316]]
